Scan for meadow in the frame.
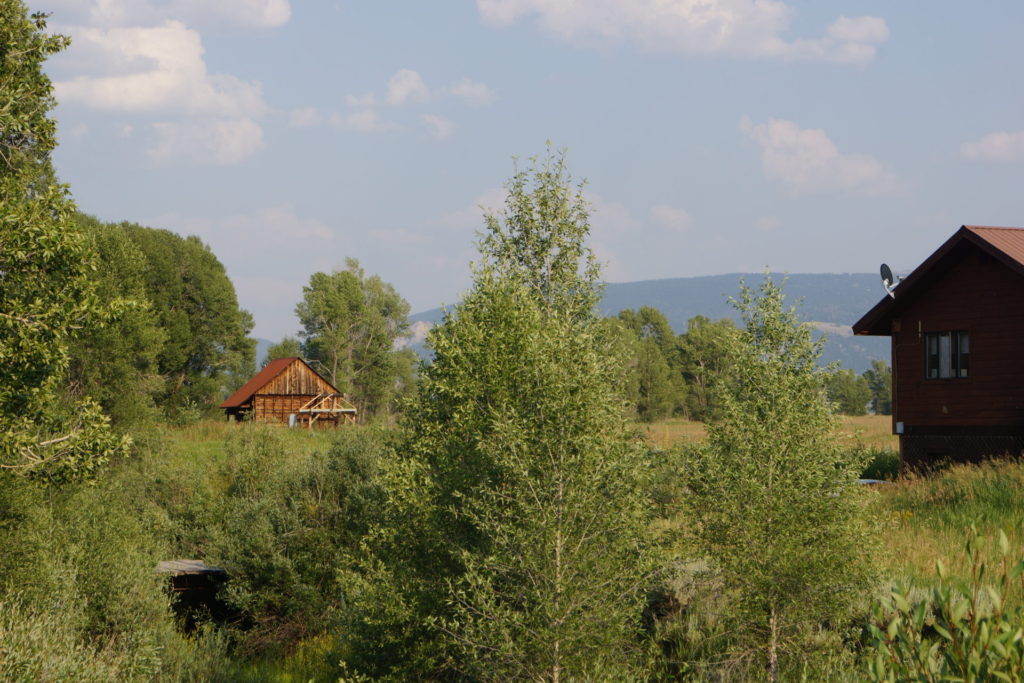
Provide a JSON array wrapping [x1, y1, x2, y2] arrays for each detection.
[[4, 415, 1021, 681]]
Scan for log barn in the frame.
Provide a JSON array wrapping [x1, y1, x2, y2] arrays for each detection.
[[853, 225, 1024, 468], [220, 357, 357, 427]]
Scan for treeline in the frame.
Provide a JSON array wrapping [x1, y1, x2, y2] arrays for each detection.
[[66, 215, 256, 425], [612, 306, 892, 422]]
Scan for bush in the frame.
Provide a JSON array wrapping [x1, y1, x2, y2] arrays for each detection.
[[200, 426, 387, 654], [0, 473, 233, 681], [866, 526, 1024, 680]]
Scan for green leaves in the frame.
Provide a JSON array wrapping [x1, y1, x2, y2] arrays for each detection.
[[865, 526, 1024, 681], [344, 148, 654, 680], [296, 258, 413, 419], [0, 2, 126, 480], [679, 275, 879, 679]]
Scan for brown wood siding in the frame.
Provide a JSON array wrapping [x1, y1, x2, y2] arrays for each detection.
[[254, 361, 335, 398], [253, 394, 318, 424], [892, 244, 1024, 430]]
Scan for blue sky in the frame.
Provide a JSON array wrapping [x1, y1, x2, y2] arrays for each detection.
[[33, 0, 1024, 340]]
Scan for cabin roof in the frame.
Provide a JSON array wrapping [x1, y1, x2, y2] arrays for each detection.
[[853, 225, 1024, 336], [219, 357, 337, 408]]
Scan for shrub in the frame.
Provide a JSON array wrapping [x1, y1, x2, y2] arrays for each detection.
[[866, 526, 1024, 680]]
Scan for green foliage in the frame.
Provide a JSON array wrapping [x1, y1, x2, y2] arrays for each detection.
[[66, 214, 167, 427], [117, 222, 255, 416], [618, 307, 685, 421], [677, 315, 739, 421], [202, 427, 386, 653], [864, 359, 893, 415], [296, 259, 414, 418], [0, 472, 233, 680], [345, 148, 655, 680], [866, 527, 1024, 681], [679, 276, 879, 681], [0, 2, 126, 480], [828, 367, 872, 416], [262, 336, 302, 367]]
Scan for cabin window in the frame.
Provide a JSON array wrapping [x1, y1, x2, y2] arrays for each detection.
[[925, 331, 969, 379]]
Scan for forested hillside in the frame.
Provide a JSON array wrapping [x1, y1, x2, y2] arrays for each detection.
[[411, 272, 891, 372]]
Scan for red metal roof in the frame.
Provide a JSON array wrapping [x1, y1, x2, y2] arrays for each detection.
[[219, 357, 334, 408], [965, 225, 1024, 265], [853, 225, 1024, 335]]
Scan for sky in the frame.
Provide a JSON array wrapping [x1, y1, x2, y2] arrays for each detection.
[[31, 0, 1024, 340]]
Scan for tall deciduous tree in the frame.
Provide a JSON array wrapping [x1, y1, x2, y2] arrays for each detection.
[[115, 222, 255, 416], [680, 277, 877, 681], [296, 259, 412, 418], [346, 149, 654, 679], [678, 315, 739, 421], [826, 367, 872, 416], [65, 215, 166, 427], [618, 307, 684, 421], [863, 359, 892, 415], [262, 336, 302, 368], [0, 3, 126, 480]]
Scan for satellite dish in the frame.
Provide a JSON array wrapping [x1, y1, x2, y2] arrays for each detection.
[[880, 263, 896, 299]]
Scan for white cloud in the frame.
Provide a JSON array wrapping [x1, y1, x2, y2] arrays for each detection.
[[586, 192, 641, 237], [476, 0, 888, 64], [345, 92, 377, 108], [755, 216, 782, 232], [439, 188, 509, 229], [329, 109, 401, 133], [288, 107, 321, 128], [740, 117, 898, 195], [591, 242, 631, 281], [149, 117, 263, 165], [386, 69, 430, 106], [55, 21, 265, 118], [960, 131, 1024, 162], [395, 320, 434, 350], [422, 114, 455, 139], [649, 204, 693, 233], [447, 78, 496, 105], [150, 206, 337, 336], [49, 0, 291, 29]]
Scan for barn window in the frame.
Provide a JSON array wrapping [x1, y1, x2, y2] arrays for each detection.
[[925, 331, 969, 379]]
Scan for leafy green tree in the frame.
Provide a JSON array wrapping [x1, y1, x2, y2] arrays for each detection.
[[618, 307, 684, 421], [0, 3, 126, 479], [680, 277, 878, 681], [296, 259, 413, 418], [65, 214, 167, 427], [678, 315, 739, 421], [117, 223, 255, 416], [346, 149, 654, 679], [262, 336, 302, 368], [826, 368, 872, 416], [863, 359, 892, 415]]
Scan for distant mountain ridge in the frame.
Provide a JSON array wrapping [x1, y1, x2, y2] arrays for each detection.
[[409, 273, 891, 373]]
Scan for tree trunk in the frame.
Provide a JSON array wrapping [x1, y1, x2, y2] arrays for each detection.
[[768, 606, 779, 683]]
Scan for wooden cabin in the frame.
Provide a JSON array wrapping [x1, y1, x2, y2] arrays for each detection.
[[220, 357, 357, 427], [853, 225, 1024, 468]]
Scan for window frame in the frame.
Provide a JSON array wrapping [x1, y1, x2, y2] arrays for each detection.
[[924, 330, 969, 380]]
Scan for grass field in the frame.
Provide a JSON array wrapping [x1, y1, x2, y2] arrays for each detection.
[[641, 413, 1023, 602], [113, 418, 1024, 679], [642, 413, 898, 451]]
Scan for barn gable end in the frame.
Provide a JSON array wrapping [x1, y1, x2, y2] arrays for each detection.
[[220, 357, 356, 427]]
